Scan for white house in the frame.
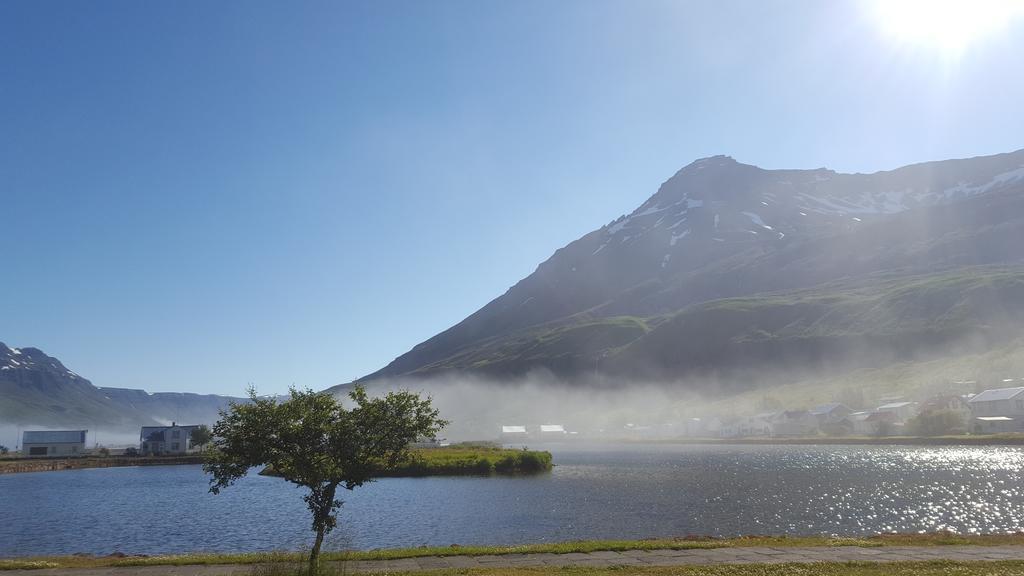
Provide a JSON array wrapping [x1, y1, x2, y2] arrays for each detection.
[[500, 425, 528, 441], [967, 387, 1024, 433], [739, 413, 776, 437], [22, 430, 88, 457], [875, 402, 919, 423], [849, 411, 896, 436], [140, 423, 202, 455], [974, 416, 1017, 434]]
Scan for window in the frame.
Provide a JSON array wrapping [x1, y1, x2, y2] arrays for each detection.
[[172, 430, 181, 439], [171, 442, 180, 451]]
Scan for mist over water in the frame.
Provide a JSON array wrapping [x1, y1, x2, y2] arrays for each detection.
[[348, 374, 714, 441]]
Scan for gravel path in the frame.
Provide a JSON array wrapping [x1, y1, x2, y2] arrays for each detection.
[[9, 545, 1024, 575]]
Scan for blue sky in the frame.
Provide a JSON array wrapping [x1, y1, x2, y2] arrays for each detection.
[[2, 0, 1023, 396]]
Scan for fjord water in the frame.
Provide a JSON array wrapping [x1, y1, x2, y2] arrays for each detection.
[[3, 444, 1024, 557]]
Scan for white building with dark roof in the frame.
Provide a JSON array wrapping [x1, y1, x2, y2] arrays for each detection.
[[140, 423, 202, 455], [968, 387, 1024, 433], [22, 430, 88, 457], [875, 401, 919, 422]]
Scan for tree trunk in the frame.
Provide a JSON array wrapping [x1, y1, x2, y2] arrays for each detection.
[[308, 482, 338, 575], [309, 526, 325, 575]]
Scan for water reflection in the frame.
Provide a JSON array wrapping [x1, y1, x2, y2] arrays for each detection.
[[1, 444, 1022, 556]]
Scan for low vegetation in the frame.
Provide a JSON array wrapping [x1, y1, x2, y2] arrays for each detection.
[[6, 534, 1024, 571], [379, 444, 553, 476], [260, 444, 553, 478], [0, 455, 203, 475]]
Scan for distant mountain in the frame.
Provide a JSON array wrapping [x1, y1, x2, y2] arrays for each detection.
[[352, 149, 1024, 388], [0, 343, 244, 428]]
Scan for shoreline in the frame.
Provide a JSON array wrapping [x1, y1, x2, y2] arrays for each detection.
[[545, 434, 1024, 446], [0, 446, 554, 477], [0, 455, 204, 475], [4, 533, 1024, 569]]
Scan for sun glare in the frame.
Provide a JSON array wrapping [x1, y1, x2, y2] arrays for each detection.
[[872, 0, 1024, 55]]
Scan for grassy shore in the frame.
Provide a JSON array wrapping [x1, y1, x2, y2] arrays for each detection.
[[0, 455, 203, 475], [260, 444, 552, 479], [376, 563, 1024, 576], [5, 534, 1024, 570], [347, 562, 1024, 575], [0, 444, 553, 477]]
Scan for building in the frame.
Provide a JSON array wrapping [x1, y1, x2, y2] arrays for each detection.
[[140, 423, 202, 455], [770, 410, 819, 437], [974, 416, 1017, 434], [22, 430, 88, 457], [737, 413, 776, 437], [849, 411, 896, 436], [500, 425, 528, 441], [810, 403, 853, 435], [967, 387, 1024, 433], [918, 394, 973, 431], [809, 403, 852, 425], [875, 401, 919, 423], [538, 424, 567, 436]]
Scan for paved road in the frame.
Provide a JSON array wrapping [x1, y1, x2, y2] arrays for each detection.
[[10, 546, 1024, 575]]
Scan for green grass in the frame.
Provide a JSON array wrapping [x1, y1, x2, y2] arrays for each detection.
[[374, 562, 1024, 576], [378, 445, 553, 477], [261, 444, 552, 479], [5, 534, 1024, 570]]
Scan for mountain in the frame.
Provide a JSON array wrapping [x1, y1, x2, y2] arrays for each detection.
[[0, 342, 244, 429], [354, 149, 1024, 387], [0, 344, 153, 427]]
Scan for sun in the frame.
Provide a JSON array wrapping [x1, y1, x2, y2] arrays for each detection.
[[871, 0, 1024, 55]]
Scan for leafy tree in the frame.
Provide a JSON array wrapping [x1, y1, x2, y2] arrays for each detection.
[[0, 445, 8, 455], [190, 424, 212, 448], [204, 386, 446, 574]]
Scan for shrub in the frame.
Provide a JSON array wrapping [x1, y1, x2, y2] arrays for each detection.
[[908, 409, 965, 436]]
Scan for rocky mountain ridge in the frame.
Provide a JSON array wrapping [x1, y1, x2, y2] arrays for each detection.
[[356, 149, 1024, 386]]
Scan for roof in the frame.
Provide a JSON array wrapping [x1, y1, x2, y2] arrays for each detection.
[[23, 430, 87, 444], [976, 416, 1015, 421], [140, 425, 202, 441], [539, 424, 565, 433], [968, 387, 1024, 403], [877, 402, 915, 409], [501, 425, 527, 434], [809, 403, 847, 415], [849, 411, 874, 422]]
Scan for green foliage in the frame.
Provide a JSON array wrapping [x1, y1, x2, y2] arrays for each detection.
[[0, 445, 8, 455], [359, 445, 552, 477], [908, 410, 966, 437], [204, 385, 447, 572], [96, 447, 110, 457], [190, 424, 212, 447]]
